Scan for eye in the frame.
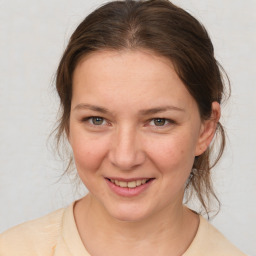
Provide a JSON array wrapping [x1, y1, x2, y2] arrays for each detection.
[[87, 116, 107, 126], [149, 118, 173, 127]]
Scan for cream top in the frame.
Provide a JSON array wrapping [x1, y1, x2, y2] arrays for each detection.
[[0, 202, 246, 256]]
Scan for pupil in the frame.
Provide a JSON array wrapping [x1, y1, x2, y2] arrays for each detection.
[[154, 118, 165, 126], [93, 117, 103, 125]]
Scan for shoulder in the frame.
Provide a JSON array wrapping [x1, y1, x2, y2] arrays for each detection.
[[184, 216, 247, 256], [0, 207, 65, 256]]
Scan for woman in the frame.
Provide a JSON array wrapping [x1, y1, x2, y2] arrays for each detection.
[[0, 0, 247, 255]]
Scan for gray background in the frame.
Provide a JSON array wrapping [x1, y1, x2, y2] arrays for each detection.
[[0, 0, 255, 255]]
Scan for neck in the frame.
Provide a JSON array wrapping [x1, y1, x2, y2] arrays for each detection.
[[74, 194, 199, 256]]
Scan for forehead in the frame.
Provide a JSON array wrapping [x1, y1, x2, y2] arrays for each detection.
[[74, 49, 175, 83], [72, 50, 196, 112]]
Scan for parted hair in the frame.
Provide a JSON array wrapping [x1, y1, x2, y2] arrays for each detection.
[[55, 0, 229, 216]]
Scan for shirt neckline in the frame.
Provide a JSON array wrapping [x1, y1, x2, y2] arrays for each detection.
[[62, 201, 204, 256], [62, 202, 90, 256]]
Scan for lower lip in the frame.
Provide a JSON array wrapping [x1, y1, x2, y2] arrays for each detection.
[[105, 179, 154, 197]]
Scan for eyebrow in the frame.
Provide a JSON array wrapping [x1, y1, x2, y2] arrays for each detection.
[[73, 104, 109, 114], [138, 106, 185, 115], [73, 103, 185, 115]]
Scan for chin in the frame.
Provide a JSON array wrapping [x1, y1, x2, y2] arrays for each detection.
[[105, 202, 153, 223]]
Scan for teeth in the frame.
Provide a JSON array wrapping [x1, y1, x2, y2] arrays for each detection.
[[110, 178, 150, 188], [128, 181, 136, 188], [136, 180, 142, 186], [119, 181, 127, 187]]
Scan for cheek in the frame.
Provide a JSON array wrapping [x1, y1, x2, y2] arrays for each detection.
[[69, 129, 109, 173], [146, 133, 196, 174]]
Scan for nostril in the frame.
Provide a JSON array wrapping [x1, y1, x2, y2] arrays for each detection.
[[108, 148, 146, 171]]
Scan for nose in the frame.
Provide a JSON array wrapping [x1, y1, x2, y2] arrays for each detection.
[[108, 125, 146, 171]]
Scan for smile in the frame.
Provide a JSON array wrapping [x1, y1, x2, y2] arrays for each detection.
[[109, 179, 150, 188], [105, 177, 155, 197]]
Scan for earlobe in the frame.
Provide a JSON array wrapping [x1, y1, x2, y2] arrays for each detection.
[[195, 102, 221, 156]]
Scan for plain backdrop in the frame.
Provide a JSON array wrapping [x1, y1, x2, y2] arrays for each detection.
[[0, 0, 255, 255]]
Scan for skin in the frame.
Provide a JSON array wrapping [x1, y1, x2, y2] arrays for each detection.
[[68, 50, 220, 256]]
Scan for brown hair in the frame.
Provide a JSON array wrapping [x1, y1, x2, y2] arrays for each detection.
[[55, 0, 229, 216]]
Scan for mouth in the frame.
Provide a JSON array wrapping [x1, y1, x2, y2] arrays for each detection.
[[105, 178, 154, 188]]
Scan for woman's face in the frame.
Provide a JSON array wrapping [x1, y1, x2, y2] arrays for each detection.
[[69, 50, 210, 221]]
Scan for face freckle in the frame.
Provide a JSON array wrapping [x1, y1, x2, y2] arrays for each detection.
[[69, 50, 205, 222]]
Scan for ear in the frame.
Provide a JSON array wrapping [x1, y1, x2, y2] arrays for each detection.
[[195, 102, 221, 156]]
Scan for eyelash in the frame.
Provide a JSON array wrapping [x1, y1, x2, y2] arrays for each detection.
[[81, 116, 175, 128], [82, 116, 109, 126], [147, 118, 175, 128]]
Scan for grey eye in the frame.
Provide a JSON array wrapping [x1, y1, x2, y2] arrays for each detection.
[[91, 117, 105, 125]]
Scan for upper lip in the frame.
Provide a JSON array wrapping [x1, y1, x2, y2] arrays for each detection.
[[105, 177, 154, 182]]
